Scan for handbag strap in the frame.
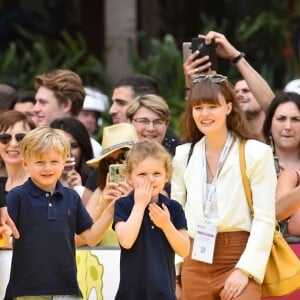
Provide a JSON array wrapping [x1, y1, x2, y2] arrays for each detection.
[[186, 142, 195, 167], [239, 140, 254, 217]]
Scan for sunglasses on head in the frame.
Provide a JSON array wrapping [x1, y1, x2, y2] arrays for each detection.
[[0, 133, 26, 145], [193, 74, 227, 84]]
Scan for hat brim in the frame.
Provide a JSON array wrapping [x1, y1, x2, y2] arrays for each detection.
[[87, 145, 133, 168]]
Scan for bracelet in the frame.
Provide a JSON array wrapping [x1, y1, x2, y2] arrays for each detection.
[[239, 268, 253, 279], [232, 52, 245, 64]]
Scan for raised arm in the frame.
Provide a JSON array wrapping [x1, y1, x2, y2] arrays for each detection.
[[204, 31, 274, 112]]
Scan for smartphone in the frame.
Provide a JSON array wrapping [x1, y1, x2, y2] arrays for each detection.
[[109, 164, 126, 183], [182, 42, 192, 63], [191, 37, 218, 71]]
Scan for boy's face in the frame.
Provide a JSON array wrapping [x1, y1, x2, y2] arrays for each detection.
[[34, 86, 70, 126], [23, 149, 65, 191], [127, 157, 169, 201]]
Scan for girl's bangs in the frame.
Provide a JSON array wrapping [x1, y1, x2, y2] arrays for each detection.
[[190, 82, 221, 106]]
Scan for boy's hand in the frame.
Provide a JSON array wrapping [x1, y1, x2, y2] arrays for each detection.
[[0, 207, 19, 239], [0, 224, 12, 247], [148, 203, 170, 229], [134, 178, 153, 208]]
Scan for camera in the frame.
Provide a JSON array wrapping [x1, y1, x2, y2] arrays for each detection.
[[182, 37, 218, 71]]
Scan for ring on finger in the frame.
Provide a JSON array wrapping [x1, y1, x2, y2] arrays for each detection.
[[195, 67, 199, 73]]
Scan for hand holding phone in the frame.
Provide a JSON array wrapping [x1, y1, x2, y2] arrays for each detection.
[[182, 37, 218, 71], [64, 156, 75, 172], [191, 37, 218, 71]]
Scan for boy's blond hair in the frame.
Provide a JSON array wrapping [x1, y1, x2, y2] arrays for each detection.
[[20, 126, 70, 162], [125, 141, 172, 181]]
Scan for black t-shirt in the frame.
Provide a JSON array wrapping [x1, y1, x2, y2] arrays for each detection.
[[84, 169, 98, 192], [0, 177, 8, 207], [162, 128, 181, 157]]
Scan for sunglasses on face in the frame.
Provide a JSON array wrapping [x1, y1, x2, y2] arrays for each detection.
[[101, 152, 127, 169], [0, 133, 26, 145], [193, 74, 228, 84]]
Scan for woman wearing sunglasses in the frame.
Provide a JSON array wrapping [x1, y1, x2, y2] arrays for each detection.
[[171, 74, 276, 299], [0, 110, 35, 248]]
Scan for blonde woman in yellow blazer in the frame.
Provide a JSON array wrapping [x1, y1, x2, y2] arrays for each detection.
[[171, 74, 276, 300]]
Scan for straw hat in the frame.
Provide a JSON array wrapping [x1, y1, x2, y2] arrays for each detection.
[[87, 123, 138, 168]]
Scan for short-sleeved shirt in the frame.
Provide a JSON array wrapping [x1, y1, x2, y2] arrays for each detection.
[[5, 178, 93, 299], [113, 192, 187, 300]]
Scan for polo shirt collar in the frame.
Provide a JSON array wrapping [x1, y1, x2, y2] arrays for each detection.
[[24, 178, 64, 198]]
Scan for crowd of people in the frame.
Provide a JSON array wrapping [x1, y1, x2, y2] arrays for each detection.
[[0, 30, 299, 300]]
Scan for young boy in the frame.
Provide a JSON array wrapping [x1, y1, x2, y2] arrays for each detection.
[[113, 141, 190, 300], [5, 126, 114, 300]]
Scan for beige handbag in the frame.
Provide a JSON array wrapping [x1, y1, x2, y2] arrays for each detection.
[[239, 140, 300, 297]]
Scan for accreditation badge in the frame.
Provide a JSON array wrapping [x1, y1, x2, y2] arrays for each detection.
[[192, 223, 217, 264]]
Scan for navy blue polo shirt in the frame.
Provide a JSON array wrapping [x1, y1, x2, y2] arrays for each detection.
[[5, 178, 93, 299], [113, 192, 187, 300]]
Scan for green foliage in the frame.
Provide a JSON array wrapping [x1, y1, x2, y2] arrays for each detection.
[[0, 26, 111, 94], [128, 32, 185, 134], [196, 0, 299, 90], [229, 3, 294, 89]]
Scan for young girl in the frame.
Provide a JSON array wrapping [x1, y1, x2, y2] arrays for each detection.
[[113, 141, 190, 300]]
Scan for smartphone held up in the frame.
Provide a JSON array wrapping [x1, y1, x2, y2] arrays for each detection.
[[182, 37, 218, 72]]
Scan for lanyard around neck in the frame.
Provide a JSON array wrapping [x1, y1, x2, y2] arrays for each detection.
[[202, 132, 234, 216]]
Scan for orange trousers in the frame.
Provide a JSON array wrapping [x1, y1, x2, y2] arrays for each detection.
[[181, 231, 261, 300]]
